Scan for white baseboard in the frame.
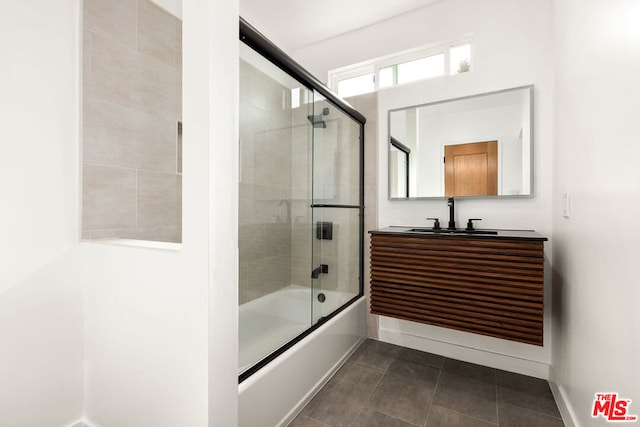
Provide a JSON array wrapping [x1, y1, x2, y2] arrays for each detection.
[[378, 327, 550, 379], [549, 367, 578, 427]]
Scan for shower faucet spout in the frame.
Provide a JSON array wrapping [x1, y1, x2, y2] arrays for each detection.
[[311, 264, 328, 279], [447, 197, 456, 230]]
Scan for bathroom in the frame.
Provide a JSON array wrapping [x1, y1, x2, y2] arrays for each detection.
[[1, 0, 638, 426]]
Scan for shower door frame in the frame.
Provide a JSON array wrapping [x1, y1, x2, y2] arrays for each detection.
[[239, 17, 366, 384]]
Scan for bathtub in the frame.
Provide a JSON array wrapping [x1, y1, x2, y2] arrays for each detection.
[[238, 287, 367, 427]]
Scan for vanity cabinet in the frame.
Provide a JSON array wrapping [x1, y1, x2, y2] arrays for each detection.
[[369, 229, 546, 346]]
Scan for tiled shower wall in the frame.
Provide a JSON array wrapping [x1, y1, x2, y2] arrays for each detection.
[[82, 0, 182, 243], [239, 59, 301, 304], [291, 102, 363, 297], [239, 57, 365, 305]]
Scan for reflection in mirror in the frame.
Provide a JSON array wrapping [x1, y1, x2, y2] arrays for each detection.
[[390, 137, 410, 198], [389, 86, 533, 199]]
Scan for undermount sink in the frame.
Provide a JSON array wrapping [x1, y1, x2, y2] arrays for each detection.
[[407, 228, 498, 235]]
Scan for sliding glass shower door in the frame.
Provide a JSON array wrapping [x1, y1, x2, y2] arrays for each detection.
[[238, 40, 364, 381], [238, 43, 314, 376], [310, 94, 363, 325]]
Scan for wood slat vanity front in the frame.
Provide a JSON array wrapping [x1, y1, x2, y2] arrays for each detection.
[[369, 228, 547, 346]]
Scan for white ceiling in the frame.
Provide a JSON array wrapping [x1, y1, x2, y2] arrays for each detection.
[[240, 0, 442, 51]]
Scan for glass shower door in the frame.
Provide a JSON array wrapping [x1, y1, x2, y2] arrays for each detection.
[[238, 43, 315, 376], [311, 94, 363, 325]]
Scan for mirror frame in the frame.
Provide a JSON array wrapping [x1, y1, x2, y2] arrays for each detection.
[[388, 85, 534, 200]]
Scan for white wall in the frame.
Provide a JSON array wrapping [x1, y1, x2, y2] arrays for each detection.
[[551, 0, 640, 425], [294, 0, 554, 378], [379, 0, 554, 375], [199, 0, 239, 423], [1, 0, 239, 426], [82, 0, 238, 426], [0, 1, 84, 426]]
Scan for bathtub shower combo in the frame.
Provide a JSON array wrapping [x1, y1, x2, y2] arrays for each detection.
[[238, 19, 367, 426]]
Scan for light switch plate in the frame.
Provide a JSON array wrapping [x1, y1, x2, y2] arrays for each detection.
[[562, 193, 570, 218]]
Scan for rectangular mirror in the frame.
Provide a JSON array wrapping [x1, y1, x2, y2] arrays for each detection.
[[389, 85, 533, 199]]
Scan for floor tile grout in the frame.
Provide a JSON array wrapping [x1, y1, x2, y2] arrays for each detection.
[[421, 366, 442, 427], [290, 340, 564, 427], [348, 357, 390, 426], [499, 402, 565, 421], [494, 368, 499, 426]]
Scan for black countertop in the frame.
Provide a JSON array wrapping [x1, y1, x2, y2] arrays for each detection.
[[369, 226, 548, 241]]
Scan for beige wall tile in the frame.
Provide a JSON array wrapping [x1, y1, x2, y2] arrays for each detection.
[[84, 97, 179, 173], [83, 1, 182, 244], [239, 223, 266, 261], [239, 197, 257, 226], [90, 33, 180, 120], [137, 171, 181, 227], [135, 114, 180, 173], [83, 226, 181, 243], [246, 256, 292, 299], [83, 30, 92, 94], [89, 33, 138, 111], [239, 263, 250, 304], [346, 92, 379, 338], [291, 253, 312, 287], [265, 222, 292, 256], [138, 0, 182, 70], [83, 96, 138, 169], [84, 0, 137, 49], [253, 184, 281, 201], [82, 164, 136, 230], [129, 226, 181, 243], [135, 53, 181, 119]]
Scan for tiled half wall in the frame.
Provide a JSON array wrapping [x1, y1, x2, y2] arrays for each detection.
[[82, 0, 182, 243]]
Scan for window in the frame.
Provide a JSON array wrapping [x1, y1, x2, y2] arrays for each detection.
[[336, 73, 375, 98], [330, 39, 472, 98], [450, 43, 471, 74], [397, 53, 444, 84]]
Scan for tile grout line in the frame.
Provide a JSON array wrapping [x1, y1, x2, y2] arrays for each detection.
[[500, 402, 566, 423], [432, 358, 500, 426], [347, 343, 393, 426], [496, 372, 565, 423], [495, 368, 499, 426], [421, 359, 444, 427], [298, 342, 563, 427]]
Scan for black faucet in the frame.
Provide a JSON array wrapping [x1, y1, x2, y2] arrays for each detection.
[[447, 197, 456, 230]]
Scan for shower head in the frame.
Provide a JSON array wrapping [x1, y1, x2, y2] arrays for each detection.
[[307, 107, 330, 129], [307, 114, 326, 128]]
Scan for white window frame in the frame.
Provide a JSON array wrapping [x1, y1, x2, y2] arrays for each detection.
[[328, 35, 473, 96]]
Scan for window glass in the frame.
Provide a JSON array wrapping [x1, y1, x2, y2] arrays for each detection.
[[450, 43, 471, 74], [337, 73, 374, 98], [397, 54, 444, 84], [329, 40, 472, 95], [379, 66, 395, 88], [291, 87, 301, 108]]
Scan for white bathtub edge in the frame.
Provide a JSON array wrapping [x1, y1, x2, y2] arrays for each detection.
[[238, 296, 367, 427], [278, 335, 364, 426]]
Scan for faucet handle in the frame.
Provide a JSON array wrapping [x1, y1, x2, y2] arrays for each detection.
[[466, 218, 482, 231], [426, 217, 441, 230]]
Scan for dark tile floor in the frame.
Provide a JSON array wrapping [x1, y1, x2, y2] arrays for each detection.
[[289, 339, 564, 427]]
